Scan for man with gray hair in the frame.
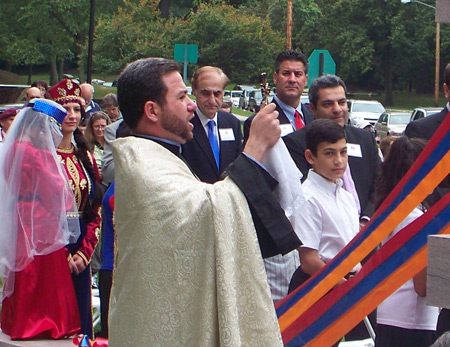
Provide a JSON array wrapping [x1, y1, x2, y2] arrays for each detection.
[[182, 66, 243, 184], [80, 83, 101, 120], [26, 87, 42, 101], [102, 93, 122, 122]]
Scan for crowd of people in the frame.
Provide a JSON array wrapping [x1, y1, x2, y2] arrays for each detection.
[[0, 51, 449, 347]]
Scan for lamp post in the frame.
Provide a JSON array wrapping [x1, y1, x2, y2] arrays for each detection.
[[401, 0, 440, 107]]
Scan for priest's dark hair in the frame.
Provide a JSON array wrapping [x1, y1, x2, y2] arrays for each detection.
[[117, 58, 180, 130]]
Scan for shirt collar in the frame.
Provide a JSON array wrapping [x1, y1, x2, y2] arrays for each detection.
[[307, 169, 343, 194], [196, 108, 217, 127], [131, 133, 181, 155], [274, 95, 303, 123]]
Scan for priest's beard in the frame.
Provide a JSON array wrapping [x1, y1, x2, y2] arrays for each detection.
[[161, 111, 193, 142]]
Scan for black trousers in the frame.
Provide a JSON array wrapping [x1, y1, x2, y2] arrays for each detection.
[[288, 267, 377, 344], [97, 269, 113, 338], [375, 324, 435, 347], [72, 264, 93, 338], [436, 308, 450, 340]]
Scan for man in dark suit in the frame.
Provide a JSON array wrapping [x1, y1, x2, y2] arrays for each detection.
[[405, 62, 450, 340], [284, 74, 380, 224], [244, 50, 314, 302], [405, 63, 450, 140], [285, 74, 380, 341], [244, 50, 314, 143], [182, 66, 243, 184]]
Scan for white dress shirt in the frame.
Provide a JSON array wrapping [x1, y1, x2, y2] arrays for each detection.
[[196, 109, 220, 149], [297, 169, 361, 271]]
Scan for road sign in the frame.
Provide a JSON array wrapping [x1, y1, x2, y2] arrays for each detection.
[[174, 44, 198, 63], [436, 0, 450, 23], [307, 50, 336, 87], [174, 44, 198, 84]]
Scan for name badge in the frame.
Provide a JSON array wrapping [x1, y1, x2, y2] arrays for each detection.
[[280, 124, 294, 137], [219, 128, 235, 141], [347, 143, 362, 158]]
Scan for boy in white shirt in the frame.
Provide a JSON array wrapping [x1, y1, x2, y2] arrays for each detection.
[[289, 118, 361, 291]]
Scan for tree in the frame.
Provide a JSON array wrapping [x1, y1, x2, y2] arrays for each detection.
[[169, 3, 284, 83], [93, 0, 168, 74], [0, 0, 90, 85]]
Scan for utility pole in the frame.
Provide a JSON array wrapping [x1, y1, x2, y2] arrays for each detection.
[[435, 22, 440, 107], [87, 0, 96, 83], [286, 0, 293, 50]]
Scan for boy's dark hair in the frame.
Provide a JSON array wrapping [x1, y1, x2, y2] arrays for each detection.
[[305, 119, 346, 156], [117, 58, 180, 130], [274, 50, 309, 73], [308, 74, 347, 108]]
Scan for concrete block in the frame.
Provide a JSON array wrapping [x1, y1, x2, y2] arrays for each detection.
[[427, 234, 450, 308]]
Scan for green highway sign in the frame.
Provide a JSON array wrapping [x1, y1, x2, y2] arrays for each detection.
[[174, 44, 198, 63], [174, 44, 198, 84]]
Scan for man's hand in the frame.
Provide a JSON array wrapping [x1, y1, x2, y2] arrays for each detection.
[[68, 254, 86, 275], [243, 103, 280, 162]]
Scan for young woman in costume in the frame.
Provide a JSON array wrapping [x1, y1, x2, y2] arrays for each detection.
[[0, 99, 82, 339]]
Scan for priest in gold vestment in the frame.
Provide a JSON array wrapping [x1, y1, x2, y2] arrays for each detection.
[[108, 58, 301, 346]]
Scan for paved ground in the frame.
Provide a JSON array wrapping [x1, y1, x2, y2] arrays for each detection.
[[0, 332, 73, 347]]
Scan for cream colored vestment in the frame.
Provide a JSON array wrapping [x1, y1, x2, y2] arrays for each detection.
[[108, 137, 283, 346]]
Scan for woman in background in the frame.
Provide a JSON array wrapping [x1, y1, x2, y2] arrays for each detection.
[[0, 99, 81, 339], [84, 111, 111, 179], [48, 79, 102, 338], [375, 136, 439, 347]]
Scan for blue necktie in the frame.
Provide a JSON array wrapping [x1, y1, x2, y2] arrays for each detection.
[[208, 120, 220, 169]]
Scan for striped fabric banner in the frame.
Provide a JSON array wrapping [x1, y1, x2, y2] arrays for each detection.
[[283, 191, 450, 346], [276, 111, 450, 343]]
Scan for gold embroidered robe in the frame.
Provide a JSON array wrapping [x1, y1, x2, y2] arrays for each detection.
[[109, 137, 282, 346]]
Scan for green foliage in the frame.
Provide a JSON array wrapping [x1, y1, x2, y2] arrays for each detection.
[[93, 0, 169, 73], [94, 2, 284, 83], [0, 0, 449, 104], [171, 3, 284, 82]]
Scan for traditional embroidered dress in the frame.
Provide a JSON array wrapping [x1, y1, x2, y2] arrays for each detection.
[[1, 142, 81, 340], [57, 145, 101, 338], [0, 101, 82, 340], [109, 137, 283, 347]]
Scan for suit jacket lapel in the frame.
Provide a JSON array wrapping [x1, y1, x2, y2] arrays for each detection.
[[217, 111, 232, 171], [301, 103, 314, 125], [191, 113, 218, 171], [272, 99, 292, 125]]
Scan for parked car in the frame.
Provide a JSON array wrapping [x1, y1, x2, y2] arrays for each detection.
[[91, 79, 105, 85], [223, 90, 243, 108], [409, 107, 441, 122], [301, 93, 309, 104], [248, 89, 276, 112], [0, 84, 28, 112], [347, 99, 386, 126], [375, 112, 410, 139]]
